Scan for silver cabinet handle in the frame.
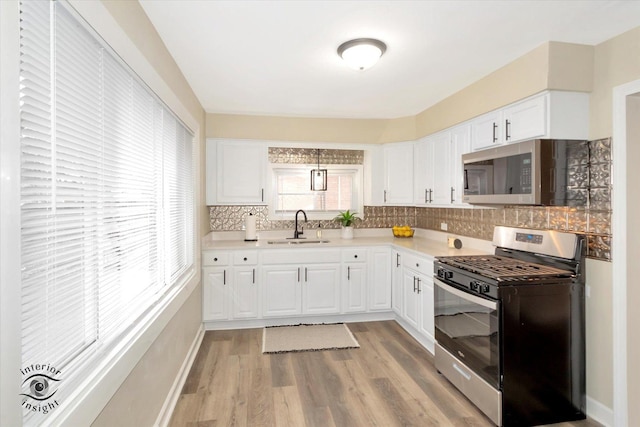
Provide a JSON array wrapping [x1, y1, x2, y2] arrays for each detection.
[[451, 186, 455, 203], [505, 119, 511, 140], [492, 122, 498, 142], [297, 267, 300, 282], [425, 189, 428, 203], [429, 189, 433, 203], [396, 253, 400, 267], [252, 268, 255, 284], [416, 277, 421, 294], [223, 269, 226, 285], [384, 190, 387, 203], [453, 363, 472, 381], [347, 266, 350, 280], [261, 188, 264, 202], [413, 276, 417, 293]]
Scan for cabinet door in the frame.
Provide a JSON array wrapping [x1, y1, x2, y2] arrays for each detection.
[[430, 132, 453, 205], [502, 95, 547, 143], [215, 140, 267, 205], [471, 111, 502, 151], [232, 267, 259, 319], [414, 138, 434, 206], [383, 143, 414, 205], [450, 124, 471, 206], [262, 265, 301, 317], [202, 267, 229, 321], [303, 264, 341, 315], [343, 263, 367, 313], [419, 274, 435, 340], [369, 248, 391, 311], [391, 250, 403, 315], [402, 269, 420, 329]]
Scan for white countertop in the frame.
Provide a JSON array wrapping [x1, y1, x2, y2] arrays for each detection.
[[202, 228, 494, 259]]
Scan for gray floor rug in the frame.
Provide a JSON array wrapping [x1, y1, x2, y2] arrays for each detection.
[[262, 323, 360, 354]]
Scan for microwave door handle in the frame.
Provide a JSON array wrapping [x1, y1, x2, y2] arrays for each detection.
[[434, 278, 498, 310]]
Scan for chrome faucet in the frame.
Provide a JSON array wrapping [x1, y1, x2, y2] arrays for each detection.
[[293, 209, 307, 239]]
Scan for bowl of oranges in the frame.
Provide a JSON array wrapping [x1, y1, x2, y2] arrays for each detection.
[[392, 225, 414, 238]]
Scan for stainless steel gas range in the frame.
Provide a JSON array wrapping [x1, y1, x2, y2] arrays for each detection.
[[433, 226, 586, 427]]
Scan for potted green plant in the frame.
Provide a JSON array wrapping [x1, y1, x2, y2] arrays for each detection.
[[334, 210, 360, 239]]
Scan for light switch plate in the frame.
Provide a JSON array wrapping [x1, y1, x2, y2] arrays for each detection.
[[440, 222, 448, 231]]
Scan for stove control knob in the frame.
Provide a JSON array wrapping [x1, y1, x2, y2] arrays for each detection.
[[438, 269, 453, 280], [470, 281, 479, 291], [481, 284, 491, 294]]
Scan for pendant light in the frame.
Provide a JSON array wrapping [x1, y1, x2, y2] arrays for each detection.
[[310, 148, 327, 191]]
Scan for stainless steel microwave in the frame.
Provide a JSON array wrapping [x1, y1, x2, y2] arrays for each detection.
[[462, 139, 585, 205]]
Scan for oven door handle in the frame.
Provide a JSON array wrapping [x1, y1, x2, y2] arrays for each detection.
[[434, 278, 498, 310]]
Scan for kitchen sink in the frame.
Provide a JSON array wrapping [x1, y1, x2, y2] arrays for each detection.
[[267, 239, 330, 245]]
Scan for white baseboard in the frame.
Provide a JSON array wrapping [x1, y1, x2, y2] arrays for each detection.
[[155, 324, 205, 427], [587, 396, 613, 427]]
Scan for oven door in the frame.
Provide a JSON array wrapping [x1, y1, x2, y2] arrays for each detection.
[[434, 278, 501, 389]]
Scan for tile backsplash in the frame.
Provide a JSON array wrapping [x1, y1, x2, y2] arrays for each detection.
[[209, 138, 612, 261]]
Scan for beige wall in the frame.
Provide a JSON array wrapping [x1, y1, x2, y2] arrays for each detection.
[[590, 26, 640, 139], [207, 113, 415, 144], [88, 1, 205, 425], [92, 286, 202, 426], [585, 259, 613, 409]]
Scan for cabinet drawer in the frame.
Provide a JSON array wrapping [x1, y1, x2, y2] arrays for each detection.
[[202, 251, 230, 266], [233, 251, 258, 265], [341, 248, 367, 263], [402, 252, 433, 276]]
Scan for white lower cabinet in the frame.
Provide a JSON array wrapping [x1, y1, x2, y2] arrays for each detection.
[[203, 250, 259, 321], [303, 264, 341, 315], [402, 268, 421, 329], [203, 266, 229, 321], [419, 275, 435, 340], [262, 249, 342, 318], [342, 248, 368, 313], [262, 264, 341, 317], [232, 266, 259, 319], [262, 265, 302, 317], [391, 249, 403, 315], [369, 247, 391, 310], [397, 250, 435, 349]]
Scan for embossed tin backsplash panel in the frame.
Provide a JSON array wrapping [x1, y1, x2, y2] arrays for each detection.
[[268, 147, 364, 165]]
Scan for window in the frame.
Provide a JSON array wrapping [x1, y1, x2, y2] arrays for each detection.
[[19, 1, 194, 420], [270, 164, 363, 219]]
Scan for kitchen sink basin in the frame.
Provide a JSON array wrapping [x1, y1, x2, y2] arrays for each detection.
[[267, 239, 330, 245]]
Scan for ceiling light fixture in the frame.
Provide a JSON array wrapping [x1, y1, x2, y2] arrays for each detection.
[[310, 148, 328, 191], [337, 38, 387, 71]]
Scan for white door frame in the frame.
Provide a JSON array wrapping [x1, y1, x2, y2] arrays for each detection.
[[612, 78, 640, 427]]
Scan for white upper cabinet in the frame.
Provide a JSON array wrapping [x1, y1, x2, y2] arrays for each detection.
[[470, 91, 589, 151], [450, 124, 471, 206], [413, 136, 434, 206], [471, 110, 503, 151], [206, 139, 267, 205], [413, 126, 470, 207], [383, 142, 414, 205], [502, 94, 547, 143]]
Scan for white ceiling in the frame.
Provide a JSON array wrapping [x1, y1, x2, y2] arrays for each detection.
[[139, 1, 640, 119]]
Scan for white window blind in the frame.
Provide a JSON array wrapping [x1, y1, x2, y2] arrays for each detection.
[[19, 0, 193, 419]]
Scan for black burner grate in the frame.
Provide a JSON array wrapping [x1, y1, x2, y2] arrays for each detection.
[[437, 255, 574, 281]]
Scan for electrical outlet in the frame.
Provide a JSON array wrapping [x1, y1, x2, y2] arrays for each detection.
[[440, 222, 448, 231]]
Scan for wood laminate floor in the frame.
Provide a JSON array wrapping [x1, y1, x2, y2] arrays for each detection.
[[170, 321, 602, 427]]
